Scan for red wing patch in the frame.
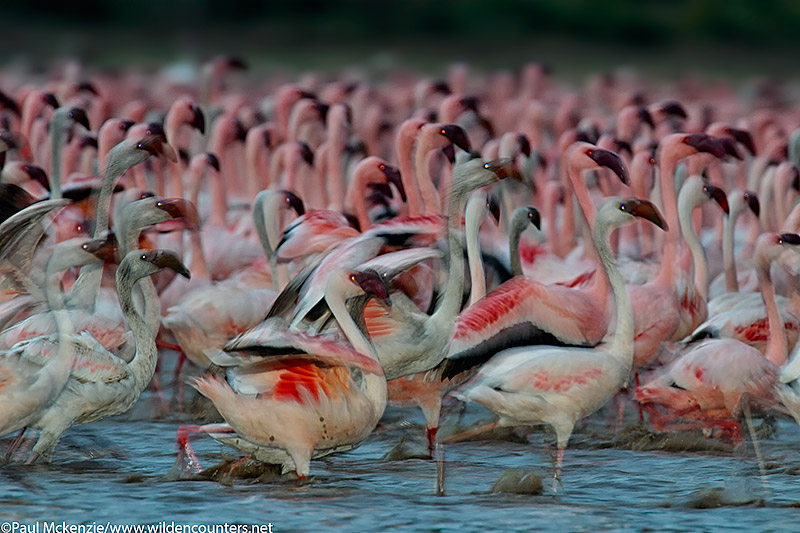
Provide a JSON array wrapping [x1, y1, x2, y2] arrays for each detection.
[[273, 362, 332, 403]]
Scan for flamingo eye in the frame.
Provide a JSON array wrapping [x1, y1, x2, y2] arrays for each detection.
[[683, 136, 690, 143], [141, 254, 147, 260], [619, 204, 627, 211], [483, 163, 491, 169], [586, 149, 593, 156], [379, 164, 386, 171], [82, 243, 89, 250], [440, 129, 447, 135], [137, 143, 144, 150], [76, 223, 84, 232], [649, 157, 655, 165], [350, 274, 357, 282]]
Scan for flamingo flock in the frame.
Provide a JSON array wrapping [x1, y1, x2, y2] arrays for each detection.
[[1, 58, 800, 492]]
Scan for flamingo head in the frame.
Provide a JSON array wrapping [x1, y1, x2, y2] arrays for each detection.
[[66, 107, 91, 131], [377, 161, 406, 202], [743, 191, 760, 217], [579, 144, 629, 185], [351, 269, 391, 307], [702, 182, 729, 214], [616, 198, 668, 231], [281, 190, 305, 216], [142, 249, 191, 279], [154, 198, 201, 231]]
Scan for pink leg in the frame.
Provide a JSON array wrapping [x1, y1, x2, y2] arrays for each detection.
[[5, 428, 27, 461], [176, 424, 235, 473], [634, 372, 644, 423], [157, 340, 183, 352], [172, 351, 187, 412], [553, 446, 565, 491], [426, 427, 438, 458]]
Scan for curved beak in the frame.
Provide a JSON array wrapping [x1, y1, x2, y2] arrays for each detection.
[[704, 183, 729, 214], [77, 81, 100, 95], [233, 119, 247, 142], [685, 133, 727, 159], [589, 148, 629, 185], [314, 101, 329, 122], [441, 144, 456, 164], [484, 158, 523, 182], [282, 190, 305, 216], [368, 182, 393, 199], [517, 134, 532, 157], [0, 90, 20, 116], [43, 93, 60, 109], [380, 163, 406, 202], [729, 128, 756, 156], [459, 95, 480, 113], [23, 165, 50, 191], [527, 207, 542, 230], [82, 234, 117, 262], [224, 56, 248, 70], [744, 191, 760, 217], [440, 124, 472, 152], [150, 250, 191, 279], [623, 198, 668, 231], [792, 167, 800, 192], [80, 134, 98, 149], [487, 193, 501, 225], [353, 270, 391, 308], [779, 233, 800, 245], [298, 142, 314, 166], [156, 198, 200, 230], [659, 100, 688, 119], [190, 104, 205, 135], [120, 119, 135, 132], [205, 152, 220, 172], [638, 106, 655, 128], [137, 134, 178, 163], [68, 108, 91, 131], [719, 136, 743, 160], [431, 81, 451, 95]]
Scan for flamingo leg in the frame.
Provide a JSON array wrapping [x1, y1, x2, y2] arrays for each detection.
[[634, 372, 644, 423], [440, 421, 499, 444], [553, 446, 565, 492], [172, 351, 187, 412], [5, 428, 27, 462], [426, 426, 437, 458], [176, 424, 235, 474]]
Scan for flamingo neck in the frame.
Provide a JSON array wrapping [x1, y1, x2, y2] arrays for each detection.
[[186, 231, 211, 282], [397, 131, 421, 215], [116, 259, 158, 393], [208, 166, 228, 228], [678, 193, 710, 302], [722, 209, 740, 293], [465, 194, 487, 306], [327, 123, 347, 212], [431, 189, 467, 326], [49, 115, 67, 200], [758, 255, 788, 367], [326, 281, 378, 360], [593, 217, 633, 368], [414, 144, 442, 215]]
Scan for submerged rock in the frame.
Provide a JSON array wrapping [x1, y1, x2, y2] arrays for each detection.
[[604, 425, 733, 453], [381, 434, 430, 461], [489, 468, 543, 495]]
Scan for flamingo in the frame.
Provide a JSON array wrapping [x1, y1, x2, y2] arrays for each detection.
[[177, 269, 390, 479], [636, 233, 800, 440], [450, 197, 667, 487], [24, 249, 190, 462]]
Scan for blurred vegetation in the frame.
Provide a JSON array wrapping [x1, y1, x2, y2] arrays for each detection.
[[1, 0, 798, 76]]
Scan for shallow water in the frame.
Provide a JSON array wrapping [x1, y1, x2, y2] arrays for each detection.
[[2, 391, 800, 533]]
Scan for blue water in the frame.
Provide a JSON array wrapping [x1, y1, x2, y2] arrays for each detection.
[[2, 391, 799, 532]]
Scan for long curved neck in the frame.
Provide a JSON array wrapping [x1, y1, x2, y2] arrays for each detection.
[[208, 168, 228, 227], [758, 254, 788, 366], [397, 129, 421, 215], [465, 197, 486, 306], [678, 194, 709, 301], [327, 120, 347, 212], [658, 155, 682, 283], [326, 283, 378, 360], [593, 217, 633, 368], [116, 262, 158, 392], [431, 188, 467, 324], [414, 141, 442, 215], [509, 221, 533, 277], [722, 209, 741, 292], [345, 169, 372, 231]]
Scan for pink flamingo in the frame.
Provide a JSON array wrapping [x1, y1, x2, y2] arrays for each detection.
[[450, 198, 667, 487]]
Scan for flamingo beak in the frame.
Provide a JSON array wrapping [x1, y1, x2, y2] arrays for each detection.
[[589, 148, 629, 185], [380, 164, 406, 202], [659, 101, 688, 119], [684, 133, 727, 159], [80, 135, 98, 149], [206, 153, 220, 172], [224, 56, 248, 70], [155, 198, 200, 230], [137, 134, 178, 163], [459, 95, 480, 113], [638, 106, 655, 128], [81, 235, 117, 262], [23, 165, 50, 191], [484, 158, 523, 182], [779, 233, 800, 245], [283, 190, 305, 216], [190, 104, 206, 135], [729, 128, 756, 156], [744, 191, 760, 217], [150, 250, 191, 279], [43, 93, 60, 109], [704, 184, 729, 214], [353, 270, 391, 307], [120, 120, 135, 132], [68, 108, 91, 131], [719, 136, 743, 160], [527, 207, 542, 230], [487, 193, 501, 225], [623, 199, 668, 231], [298, 142, 314, 166], [517, 134, 532, 157], [440, 124, 472, 152], [0, 91, 20, 116]]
